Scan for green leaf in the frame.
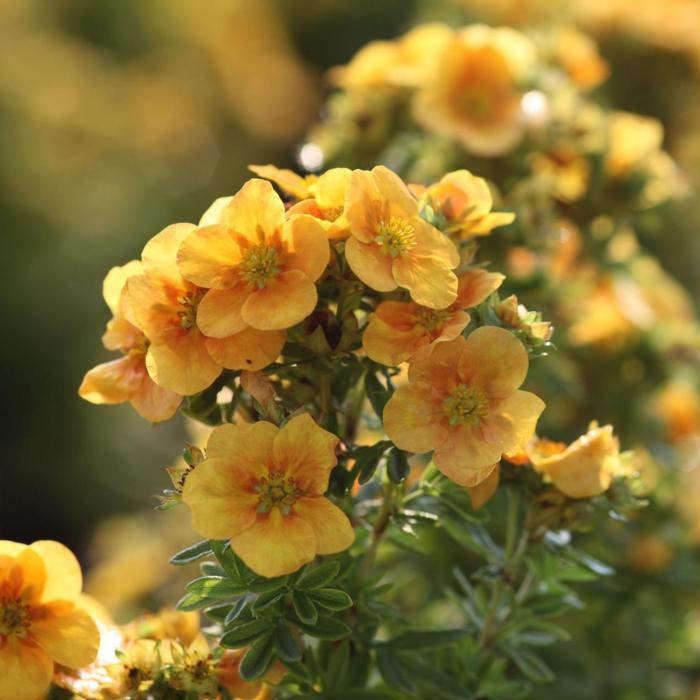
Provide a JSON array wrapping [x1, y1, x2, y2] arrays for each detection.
[[210, 540, 245, 582], [252, 588, 287, 613], [385, 627, 469, 651], [275, 621, 302, 663], [204, 602, 233, 623], [324, 639, 350, 690], [386, 448, 410, 484], [249, 574, 290, 592], [292, 590, 318, 625], [353, 441, 392, 485], [186, 576, 246, 598], [375, 648, 416, 693], [505, 647, 555, 683], [175, 592, 212, 612], [224, 596, 250, 626], [239, 631, 276, 681], [170, 540, 212, 566], [297, 561, 341, 590], [308, 588, 353, 611], [220, 618, 275, 648], [295, 614, 352, 640], [364, 372, 393, 419]]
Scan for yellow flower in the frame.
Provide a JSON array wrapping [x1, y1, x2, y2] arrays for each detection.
[[383, 327, 545, 486], [363, 268, 504, 366], [345, 166, 459, 309], [177, 179, 330, 331], [549, 26, 609, 90], [0, 540, 100, 700], [606, 111, 664, 178], [127, 223, 285, 395], [495, 294, 553, 342], [412, 169, 515, 239], [79, 261, 182, 422], [250, 164, 352, 240], [412, 25, 536, 156], [530, 144, 591, 203], [529, 423, 620, 498], [653, 379, 700, 442], [182, 415, 355, 577]]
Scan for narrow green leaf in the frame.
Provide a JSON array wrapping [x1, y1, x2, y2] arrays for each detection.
[[170, 540, 212, 566], [385, 627, 469, 651], [308, 588, 353, 611], [275, 621, 302, 663], [505, 647, 555, 683], [386, 448, 410, 484], [249, 574, 289, 593], [224, 596, 250, 626], [295, 614, 351, 640], [175, 592, 211, 612], [239, 631, 276, 681], [220, 618, 274, 649], [252, 588, 287, 613], [291, 590, 318, 625], [376, 649, 416, 693], [364, 372, 393, 419], [297, 561, 341, 590], [186, 576, 246, 598], [324, 639, 350, 690]]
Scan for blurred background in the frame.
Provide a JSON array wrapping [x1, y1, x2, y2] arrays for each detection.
[[3, 0, 700, 653]]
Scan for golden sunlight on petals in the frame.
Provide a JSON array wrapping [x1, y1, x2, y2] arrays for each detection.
[[231, 510, 316, 578], [102, 260, 143, 316], [142, 223, 197, 286], [199, 196, 233, 227], [0, 640, 53, 700], [294, 497, 355, 555], [248, 164, 311, 200], [435, 424, 507, 476], [79, 356, 144, 404], [498, 391, 546, 457], [392, 253, 458, 310], [196, 286, 249, 338], [345, 236, 397, 292], [285, 215, 331, 282], [177, 224, 243, 290], [363, 313, 425, 366], [130, 374, 182, 423], [372, 164, 421, 218], [206, 327, 285, 371], [30, 540, 82, 603], [206, 421, 278, 469], [455, 269, 505, 308], [241, 270, 317, 331], [218, 178, 286, 241], [15, 548, 47, 604]]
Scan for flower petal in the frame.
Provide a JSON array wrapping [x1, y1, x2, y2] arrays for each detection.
[[392, 253, 458, 309], [466, 464, 500, 508], [249, 164, 310, 200], [434, 423, 506, 477], [219, 178, 286, 242], [206, 327, 285, 371], [497, 390, 546, 458], [241, 270, 317, 331], [345, 236, 396, 292], [283, 215, 330, 283], [196, 286, 249, 338], [130, 374, 182, 423], [142, 223, 196, 285], [454, 269, 505, 309], [206, 421, 278, 469], [0, 639, 53, 700], [230, 510, 316, 577], [294, 498, 355, 555], [362, 314, 423, 366], [102, 261, 143, 316], [182, 458, 260, 540], [199, 196, 233, 226], [272, 414, 338, 495], [371, 165, 419, 218], [29, 541, 82, 604], [177, 225, 243, 290], [78, 356, 144, 405]]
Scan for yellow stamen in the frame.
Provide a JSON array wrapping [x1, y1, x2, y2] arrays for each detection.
[[0, 599, 30, 638], [375, 217, 416, 257], [254, 472, 302, 515], [443, 384, 488, 426], [240, 244, 281, 289], [177, 289, 206, 330], [414, 307, 454, 333]]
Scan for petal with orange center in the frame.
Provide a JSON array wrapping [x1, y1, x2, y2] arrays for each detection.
[[182, 458, 260, 540], [196, 286, 249, 338], [283, 215, 330, 283], [457, 326, 528, 397], [29, 541, 82, 604], [241, 270, 317, 331], [230, 510, 316, 578], [206, 327, 285, 372], [371, 165, 419, 218], [206, 421, 278, 470], [454, 269, 505, 309], [131, 374, 182, 423], [177, 225, 243, 290], [102, 261, 143, 316], [78, 356, 144, 405], [145, 331, 221, 396], [435, 170, 493, 219], [30, 601, 99, 669], [434, 423, 506, 476], [271, 414, 338, 495], [219, 179, 286, 242], [497, 390, 546, 458], [345, 236, 396, 292], [0, 638, 53, 700], [124, 274, 179, 343], [392, 253, 458, 310], [383, 383, 448, 454], [408, 336, 466, 387], [142, 223, 197, 286], [410, 310, 471, 364], [294, 497, 355, 555], [363, 314, 423, 366]]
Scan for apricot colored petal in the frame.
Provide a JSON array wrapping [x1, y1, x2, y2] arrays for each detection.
[[182, 458, 260, 539], [434, 424, 506, 476], [248, 165, 310, 200], [31, 601, 99, 669], [16, 548, 46, 603], [29, 541, 82, 603], [454, 269, 505, 309], [458, 326, 528, 397], [230, 510, 316, 577], [383, 383, 448, 454], [102, 315, 143, 352], [345, 169, 381, 242], [0, 639, 53, 700], [345, 236, 396, 292], [177, 225, 242, 290], [142, 223, 196, 284], [199, 196, 233, 226], [411, 310, 471, 364], [145, 332, 221, 396], [498, 390, 546, 458], [479, 413, 516, 452], [206, 421, 278, 467], [371, 165, 419, 217], [314, 168, 351, 209], [468, 211, 515, 235], [102, 260, 143, 316], [438, 170, 493, 218], [206, 327, 285, 371], [241, 270, 317, 331], [541, 454, 612, 499], [219, 178, 286, 241], [79, 356, 144, 405], [197, 286, 249, 338], [466, 464, 500, 509], [375, 300, 420, 328], [393, 254, 458, 309], [123, 274, 174, 342], [130, 375, 182, 423], [363, 315, 422, 366], [284, 215, 330, 282], [407, 336, 466, 389], [294, 497, 355, 555], [272, 414, 338, 494]]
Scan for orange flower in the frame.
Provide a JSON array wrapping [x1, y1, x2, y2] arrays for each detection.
[[127, 223, 285, 395], [344, 166, 459, 309], [363, 268, 504, 366], [412, 170, 515, 239], [0, 540, 100, 700], [383, 327, 545, 486], [250, 164, 352, 240], [79, 261, 182, 422], [412, 25, 536, 155], [177, 179, 330, 331], [182, 415, 355, 577], [549, 26, 609, 90]]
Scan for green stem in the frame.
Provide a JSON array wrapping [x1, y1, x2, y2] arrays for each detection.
[[360, 483, 394, 578]]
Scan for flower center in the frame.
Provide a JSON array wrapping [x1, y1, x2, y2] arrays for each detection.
[[177, 288, 205, 330], [240, 244, 281, 289], [0, 599, 30, 638], [443, 384, 488, 426], [321, 205, 344, 223], [375, 217, 416, 257], [414, 307, 454, 333], [254, 472, 302, 515]]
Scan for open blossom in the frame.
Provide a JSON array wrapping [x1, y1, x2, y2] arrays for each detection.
[[177, 178, 330, 331], [126, 223, 285, 396], [412, 170, 515, 239], [182, 415, 355, 577], [412, 25, 536, 156], [363, 268, 504, 366], [383, 327, 545, 486], [0, 540, 100, 700], [250, 164, 352, 240], [345, 165, 460, 309], [79, 261, 182, 422]]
